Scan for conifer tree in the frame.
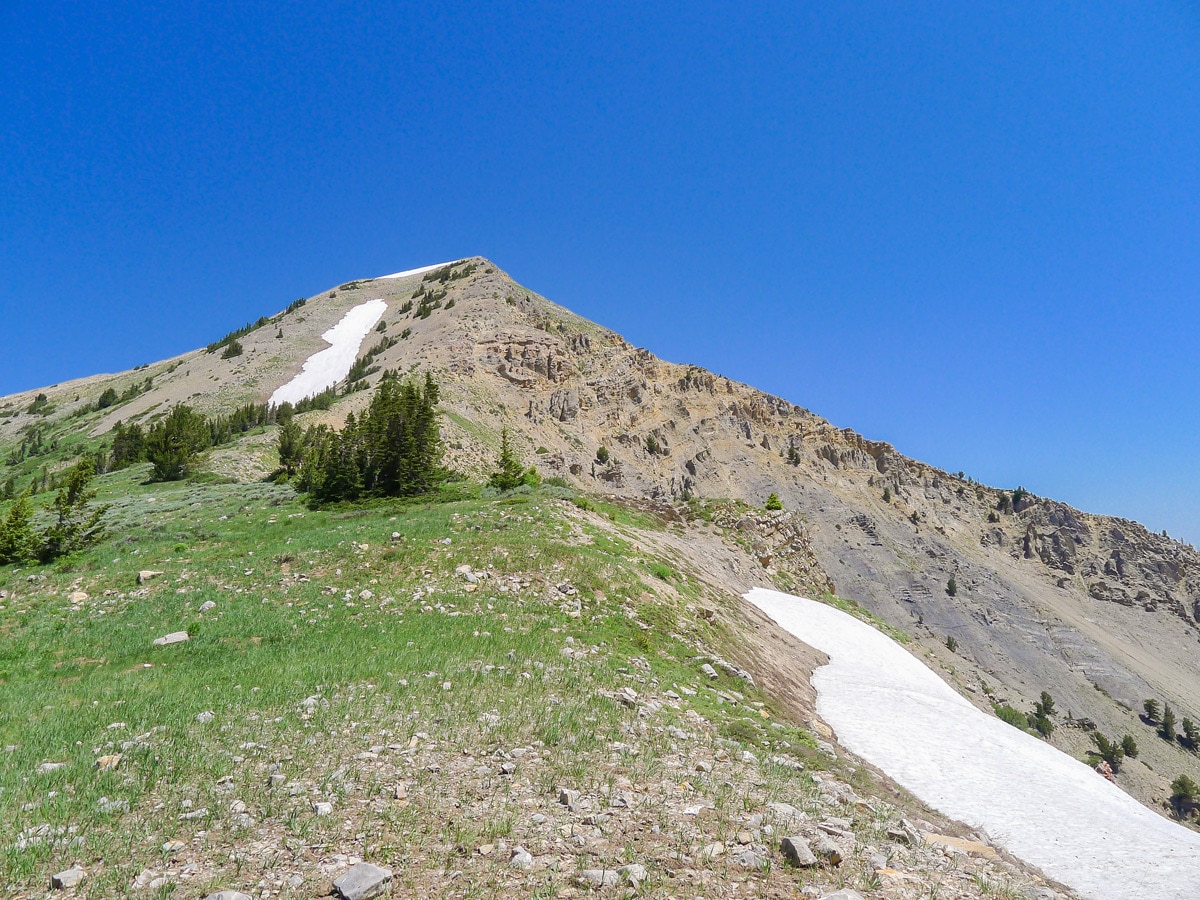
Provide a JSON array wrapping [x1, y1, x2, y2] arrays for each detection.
[[489, 428, 527, 492], [38, 459, 109, 562], [1160, 703, 1178, 742], [0, 492, 38, 564]]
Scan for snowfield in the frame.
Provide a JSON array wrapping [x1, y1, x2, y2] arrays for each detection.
[[269, 299, 387, 406], [377, 261, 454, 280], [745, 587, 1200, 900]]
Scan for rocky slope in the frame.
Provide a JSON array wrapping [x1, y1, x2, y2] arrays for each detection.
[[3, 257, 1199, 825]]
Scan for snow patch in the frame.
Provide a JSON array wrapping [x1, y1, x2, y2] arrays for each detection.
[[377, 262, 456, 280], [269, 299, 387, 406], [745, 587, 1200, 900]]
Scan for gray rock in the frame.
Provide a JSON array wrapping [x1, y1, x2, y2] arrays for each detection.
[[510, 846, 533, 869], [700, 663, 719, 679], [195, 710, 215, 723], [37, 762, 66, 775], [734, 849, 768, 869], [313, 801, 333, 816], [204, 893, 254, 900], [559, 788, 581, 810], [780, 835, 818, 867], [269, 772, 287, 788], [137, 570, 164, 584], [813, 834, 844, 865], [766, 801, 806, 824], [817, 892, 865, 900], [153, 631, 189, 646], [619, 863, 647, 884], [332, 862, 393, 900], [199, 601, 216, 613], [575, 869, 619, 888], [51, 866, 85, 889]]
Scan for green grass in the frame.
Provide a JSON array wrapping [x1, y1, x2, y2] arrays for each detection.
[[0, 466, 824, 896]]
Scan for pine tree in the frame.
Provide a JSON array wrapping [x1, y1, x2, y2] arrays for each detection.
[[1091, 732, 1124, 773], [765, 492, 783, 511], [489, 428, 527, 492], [1121, 734, 1139, 758], [1182, 718, 1199, 751], [277, 420, 303, 477], [38, 459, 109, 562], [1170, 774, 1199, 818], [1160, 703, 1178, 742], [145, 405, 213, 481], [0, 492, 38, 564], [1144, 698, 1161, 722]]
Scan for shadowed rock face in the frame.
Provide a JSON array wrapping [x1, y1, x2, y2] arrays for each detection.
[[7, 256, 1200, 809]]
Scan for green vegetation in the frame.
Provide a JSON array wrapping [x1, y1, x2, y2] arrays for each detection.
[[1121, 734, 1139, 758], [1170, 774, 1198, 819], [206, 316, 271, 354], [1090, 732, 1125, 773], [946, 577, 957, 597], [0, 459, 107, 564], [595, 445, 610, 464], [220, 339, 244, 359], [488, 427, 539, 492], [1160, 703, 1177, 741], [1144, 698, 1160, 722], [293, 374, 445, 503], [993, 704, 1028, 730], [764, 492, 783, 511]]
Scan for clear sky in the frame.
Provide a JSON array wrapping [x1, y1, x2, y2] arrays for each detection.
[[2, 2, 1198, 541]]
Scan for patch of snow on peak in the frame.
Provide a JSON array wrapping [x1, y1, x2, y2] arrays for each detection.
[[745, 587, 1200, 900], [270, 299, 387, 406], [377, 261, 456, 280]]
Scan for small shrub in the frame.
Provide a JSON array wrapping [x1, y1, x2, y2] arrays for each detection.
[[993, 704, 1027, 730], [946, 578, 957, 597], [765, 492, 783, 511], [945, 635, 958, 653], [645, 435, 661, 455], [595, 446, 610, 464], [1091, 732, 1125, 772], [221, 340, 244, 359], [1170, 774, 1199, 818], [1121, 734, 1139, 758], [882, 487, 891, 502]]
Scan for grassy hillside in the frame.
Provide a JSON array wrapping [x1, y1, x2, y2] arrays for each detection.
[[0, 458, 1057, 898]]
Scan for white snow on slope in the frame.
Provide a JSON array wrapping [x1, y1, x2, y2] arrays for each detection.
[[270, 299, 387, 406], [377, 261, 455, 280], [745, 587, 1200, 900]]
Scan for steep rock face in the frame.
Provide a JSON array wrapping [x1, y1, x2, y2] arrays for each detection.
[[10, 257, 1200, 807]]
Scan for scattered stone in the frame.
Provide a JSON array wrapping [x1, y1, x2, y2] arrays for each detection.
[[766, 801, 806, 824], [37, 762, 66, 775], [813, 834, 843, 865], [199, 600, 216, 613], [618, 863, 647, 885], [735, 849, 768, 869], [269, 772, 287, 788], [196, 710, 215, 723], [816, 892, 865, 900], [921, 831, 998, 860], [162, 840, 185, 853], [510, 846, 533, 869], [700, 663, 719, 679], [137, 570, 164, 585], [98, 796, 128, 814], [780, 835, 818, 867], [701, 841, 725, 861], [69, 591, 89, 603], [313, 801, 334, 816], [204, 892, 254, 900], [332, 862, 393, 900], [95, 754, 121, 771], [51, 866, 86, 889], [575, 869, 619, 888], [152, 631, 189, 646], [559, 788, 581, 810]]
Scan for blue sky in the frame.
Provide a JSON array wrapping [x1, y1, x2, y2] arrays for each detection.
[[2, 2, 1198, 540]]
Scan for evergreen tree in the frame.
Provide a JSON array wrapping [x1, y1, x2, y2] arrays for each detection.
[[108, 421, 146, 470], [1182, 717, 1199, 751], [489, 428, 527, 492], [38, 459, 109, 562], [1144, 698, 1161, 722], [1160, 703, 1178, 742], [0, 492, 38, 564], [765, 492, 783, 511], [1121, 734, 1139, 758], [1090, 732, 1124, 773], [1035, 691, 1056, 718], [1170, 774, 1199, 818], [144, 405, 213, 481], [277, 419, 303, 477]]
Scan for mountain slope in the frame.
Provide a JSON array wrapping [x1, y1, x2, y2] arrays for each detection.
[[3, 257, 1199, 827]]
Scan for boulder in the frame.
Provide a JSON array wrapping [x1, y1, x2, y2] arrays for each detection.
[[153, 631, 189, 646], [780, 835, 818, 867], [51, 867, 85, 889], [332, 862, 393, 900]]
